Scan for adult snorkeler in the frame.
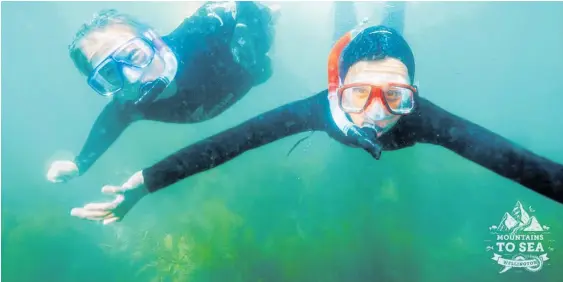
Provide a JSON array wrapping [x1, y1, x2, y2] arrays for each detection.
[[71, 2, 563, 225], [46, 1, 280, 182]]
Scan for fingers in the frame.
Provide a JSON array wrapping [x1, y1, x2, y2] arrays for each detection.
[[103, 217, 120, 225], [71, 195, 124, 224], [102, 185, 123, 195], [47, 176, 61, 183], [47, 171, 65, 183], [47, 173, 77, 183], [70, 206, 121, 225], [71, 175, 141, 225], [46, 160, 79, 183], [70, 207, 121, 225], [70, 207, 113, 220], [55, 174, 73, 183], [84, 201, 117, 211]]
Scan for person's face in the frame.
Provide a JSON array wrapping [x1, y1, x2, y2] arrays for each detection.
[[78, 23, 170, 102], [342, 58, 411, 131]]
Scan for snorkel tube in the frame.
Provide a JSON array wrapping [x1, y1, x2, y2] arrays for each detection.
[[327, 31, 354, 135], [327, 26, 383, 159], [134, 28, 178, 106]]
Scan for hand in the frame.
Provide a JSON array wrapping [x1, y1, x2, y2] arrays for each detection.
[[70, 171, 148, 225], [46, 160, 79, 183]]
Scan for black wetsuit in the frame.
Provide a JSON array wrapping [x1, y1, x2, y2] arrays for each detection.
[[142, 90, 563, 205], [74, 1, 275, 174]]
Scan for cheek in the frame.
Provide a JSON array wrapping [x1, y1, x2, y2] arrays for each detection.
[[142, 56, 165, 81], [122, 67, 143, 84]]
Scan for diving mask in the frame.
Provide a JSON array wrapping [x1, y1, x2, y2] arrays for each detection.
[[87, 30, 177, 104], [338, 82, 415, 115], [338, 81, 416, 134]]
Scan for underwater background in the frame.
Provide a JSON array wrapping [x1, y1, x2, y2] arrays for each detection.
[[2, 1, 563, 281]]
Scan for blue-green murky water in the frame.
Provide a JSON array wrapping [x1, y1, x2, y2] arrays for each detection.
[[3, 1, 563, 281]]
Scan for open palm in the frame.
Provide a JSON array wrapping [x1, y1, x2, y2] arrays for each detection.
[[71, 171, 148, 225]]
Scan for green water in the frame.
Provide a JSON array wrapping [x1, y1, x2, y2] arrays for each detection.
[[3, 1, 563, 281]]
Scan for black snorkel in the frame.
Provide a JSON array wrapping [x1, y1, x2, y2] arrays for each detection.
[[134, 77, 169, 106]]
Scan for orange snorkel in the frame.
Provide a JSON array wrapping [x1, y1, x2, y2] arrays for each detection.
[[327, 32, 352, 95], [328, 30, 360, 135]]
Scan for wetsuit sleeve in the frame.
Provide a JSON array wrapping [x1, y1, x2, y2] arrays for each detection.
[[410, 97, 563, 204], [142, 91, 329, 192], [74, 101, 137, 174]]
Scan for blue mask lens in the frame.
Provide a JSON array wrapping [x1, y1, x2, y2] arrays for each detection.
[[87, 38, 156, 96]]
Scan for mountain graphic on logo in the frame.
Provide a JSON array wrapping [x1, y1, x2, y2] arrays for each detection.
[[497, 201, 544, 233]]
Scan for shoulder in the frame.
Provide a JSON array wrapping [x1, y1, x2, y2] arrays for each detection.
[[167, 2, 236, 39], [186, 2, 237, 30]]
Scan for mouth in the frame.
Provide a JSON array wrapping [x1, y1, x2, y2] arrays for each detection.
[[363, 122, 384, 131], [364, 114, 394, 124], [361, 115, 397, 134]]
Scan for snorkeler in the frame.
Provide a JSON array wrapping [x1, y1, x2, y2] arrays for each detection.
[[46, 1, 280, 182], [70, 2, 563, 225]]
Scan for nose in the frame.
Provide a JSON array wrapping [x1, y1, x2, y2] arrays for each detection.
[[364, 97, 390, 120]]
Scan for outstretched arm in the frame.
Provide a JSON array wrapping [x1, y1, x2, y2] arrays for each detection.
[[70, 92, 335, 224], [74, 101, 138, 174], [142, 91, 330, 192], [410, 97, 563, 204]]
